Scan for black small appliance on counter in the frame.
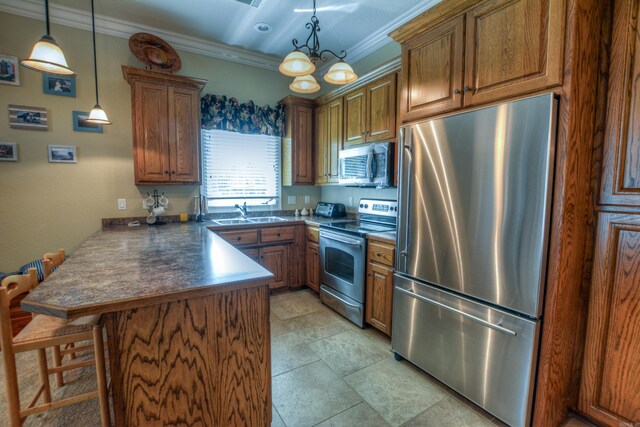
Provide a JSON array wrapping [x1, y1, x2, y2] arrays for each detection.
[[314, 202, 346, 219]]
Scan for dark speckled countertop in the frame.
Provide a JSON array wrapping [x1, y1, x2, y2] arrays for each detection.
[[22, 222, 273, 319]]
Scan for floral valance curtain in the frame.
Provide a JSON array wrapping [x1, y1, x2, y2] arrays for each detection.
[[201, 94, 285, 137]]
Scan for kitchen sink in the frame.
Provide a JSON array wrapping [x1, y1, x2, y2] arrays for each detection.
[[249, 216, 288, 223], [212, 218, 255, 225]]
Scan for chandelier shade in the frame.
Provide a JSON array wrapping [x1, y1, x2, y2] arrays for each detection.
[[324, 61, 358, 85], [279, 50, 315, 77], [86, 104, 112, 125], [290, 75, 321, 94]]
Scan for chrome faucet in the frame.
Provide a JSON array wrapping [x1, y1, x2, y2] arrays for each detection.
[[235, 201, 248, 218]]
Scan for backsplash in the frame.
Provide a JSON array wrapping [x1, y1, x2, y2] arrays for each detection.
[[320, 186, 398, 212]]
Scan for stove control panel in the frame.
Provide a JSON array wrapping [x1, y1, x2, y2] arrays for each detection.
[[358, 198, 398, 217]]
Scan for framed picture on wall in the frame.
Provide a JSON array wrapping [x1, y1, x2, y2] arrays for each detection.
[[43, 74, 76, 97], [48, 145, 77, 163], [0, 54, 20, 86], [0, 142, 18, 161], [8, 105, 48, 131], [73, 111, 103, 133]]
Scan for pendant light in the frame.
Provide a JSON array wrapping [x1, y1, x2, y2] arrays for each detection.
[[85, 0, 111, 125], [324, 60, 357, 85], [20, 0, 77, 76], [290, 74, 320, 94]]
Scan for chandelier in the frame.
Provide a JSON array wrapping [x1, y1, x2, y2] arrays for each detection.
[[279, 0, 357, 94]]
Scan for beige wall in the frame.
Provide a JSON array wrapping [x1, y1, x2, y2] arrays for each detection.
[[0, 12, 320, 271]]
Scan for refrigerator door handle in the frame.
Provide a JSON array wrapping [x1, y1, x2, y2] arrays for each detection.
[[397, 128, 412, 272], [395, 286, 518, 336]]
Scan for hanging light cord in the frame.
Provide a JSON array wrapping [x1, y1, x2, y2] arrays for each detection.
[[45, 0, 50, 35], [91, 0, 99, 105]]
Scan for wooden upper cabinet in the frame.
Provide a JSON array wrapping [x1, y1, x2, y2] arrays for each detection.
[[133, 82, 170, 182], [401, 15, 465, 121], [280, 96, 315, 186], [463, 0, 565, 106], [579, 213, 640, 426], [123, 67, 206, 185], [314, 104, 328, 185], [344, 87, 368, 147], [326, 98, 343, 183], [600, 0, 640, 207], [366, 74, 397, 142]]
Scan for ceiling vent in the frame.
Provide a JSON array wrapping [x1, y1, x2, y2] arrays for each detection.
[[235, 0, 263, 7]]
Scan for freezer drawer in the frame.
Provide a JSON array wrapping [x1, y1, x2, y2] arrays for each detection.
[[391, 274, 539, 427]]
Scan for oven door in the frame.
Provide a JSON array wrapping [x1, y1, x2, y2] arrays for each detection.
[[319, 230, 366, 303]]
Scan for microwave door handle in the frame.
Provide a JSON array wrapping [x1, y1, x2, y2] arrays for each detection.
[[367, 150, 374, 181]]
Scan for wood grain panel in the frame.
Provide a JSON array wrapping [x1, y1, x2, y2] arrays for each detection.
[[306, 226, 319, 243], [366, 74, 397, 142], [260, 226, 295, 244], [260, 245, 288, 290], [463, 0, 566, 106], [365, 263, 394, 336], [579, 214, 640, 426], [600, 0, 640, 206], [314, 104, 328, 184], [305, 242, 319, 292], [401, 15, 464, 122], [344, 88, 367, 147], [281, 97, 315, 186], [169, 87, 200, 183], [105, 287, 271, 426], [326, 98, 343, 183], [133, 82, 170, 183], [217, 229, 259, 246], [368, 241, 395, 267]]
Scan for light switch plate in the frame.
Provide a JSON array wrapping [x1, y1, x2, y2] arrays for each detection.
[[118, 199, 126, 210], [304, 195, 310, 204], [287, 196, 296, 205]]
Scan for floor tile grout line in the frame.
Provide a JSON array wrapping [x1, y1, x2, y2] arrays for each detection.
[[397, 394, 450, 427], [309, 400, 364, 427]]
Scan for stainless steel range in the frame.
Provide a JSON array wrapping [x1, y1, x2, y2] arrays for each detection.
[[319, 198, 397, 327]]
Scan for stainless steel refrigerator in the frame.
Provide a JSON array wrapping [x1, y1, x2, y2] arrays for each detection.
[[393, 93, 557, 427]]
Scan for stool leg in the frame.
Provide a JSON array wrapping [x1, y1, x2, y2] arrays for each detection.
[[68, 342, 77, 360], [37, 349, 52, 403], [2, 347, 22, 426], [52, 345, 64, 386], [93, 325, 111, 427]]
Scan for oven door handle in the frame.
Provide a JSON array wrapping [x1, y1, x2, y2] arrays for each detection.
[[320, 232, 363, 247]]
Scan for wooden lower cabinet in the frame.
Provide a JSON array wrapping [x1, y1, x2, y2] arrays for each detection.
[[365, 238, 395, 336], [260, 245, 288, 290], [578, 213, 640, 426], [306, 242, 320, 292]]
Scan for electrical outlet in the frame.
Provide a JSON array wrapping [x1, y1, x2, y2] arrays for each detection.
[[287, 196, 296, 205], [118, 199, 126, 210], [348, 197, 354, 206], [304, 195, 310, 204]]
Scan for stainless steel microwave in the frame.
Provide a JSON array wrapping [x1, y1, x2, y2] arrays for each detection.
[[338, 142, 393, 187]]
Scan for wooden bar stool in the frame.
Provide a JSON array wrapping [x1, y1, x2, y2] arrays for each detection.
[[0, 269, 111, 427], [42, 249, 74, 387]]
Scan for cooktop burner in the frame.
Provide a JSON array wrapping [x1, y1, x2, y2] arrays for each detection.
[[320, 220, 396, 237]]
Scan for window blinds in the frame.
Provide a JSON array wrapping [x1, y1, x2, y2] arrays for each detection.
[[202, 129, 281, 207]]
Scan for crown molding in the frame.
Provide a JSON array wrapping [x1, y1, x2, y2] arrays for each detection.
[[318, 0, 442, 74], [0, 0, 282, 71]]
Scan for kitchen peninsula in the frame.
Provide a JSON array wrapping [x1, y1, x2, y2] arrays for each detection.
[[21, 223, 274, 426]]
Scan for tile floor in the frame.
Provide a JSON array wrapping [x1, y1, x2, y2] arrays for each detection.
[[269, 289, 502, 427]]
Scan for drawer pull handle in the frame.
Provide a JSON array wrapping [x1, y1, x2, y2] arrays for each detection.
[[237, 237, 242, 241]]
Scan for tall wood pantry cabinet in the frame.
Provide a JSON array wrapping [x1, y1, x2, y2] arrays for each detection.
[[122, 66, 207, 185], [314, 98, 342, 184], [280, 96, 315, 186], [578, 1, 640, 425]]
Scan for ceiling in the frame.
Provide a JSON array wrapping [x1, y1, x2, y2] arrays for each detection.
[[0, 0, 441, 71]]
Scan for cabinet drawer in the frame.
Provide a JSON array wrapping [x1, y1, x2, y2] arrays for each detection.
[[368, 241, 395, 267], [260, 226, 295, 243], [306, 227, 319, 243], [218, 229, 259, 246]]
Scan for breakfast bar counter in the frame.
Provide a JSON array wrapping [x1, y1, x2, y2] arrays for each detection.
[[22, 222, 274, 426]]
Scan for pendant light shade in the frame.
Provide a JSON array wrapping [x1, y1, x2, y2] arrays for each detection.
[[85, 0, 111, 125], [279, 50, 315, 77], [87, 104, 111, 125], [20, 0, 77, 76], [324, 61, 357, 85], [290, 75, 320, 94]]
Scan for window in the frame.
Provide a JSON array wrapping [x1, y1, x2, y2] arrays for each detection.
[[202, 129, 281, 209]]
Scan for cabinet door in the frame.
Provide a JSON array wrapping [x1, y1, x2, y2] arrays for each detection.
[[305, 242, 320, 292], [133, 82, 170, 183], [314, 105, 328, 184], [260, 245, 288, 290], [601, 0, 640, 207], [241, 248, 260, 264], [366, 74, 397, 142], [579, 213, 640, 426], [365, 262, 394, 336], [401, 15, 464, 123], [344, 88, 367, 147], [168, 87, 200, 183], [326, 98, 343, 183], [463, 0, 565, 106], [293, 105, 315, 185]]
